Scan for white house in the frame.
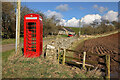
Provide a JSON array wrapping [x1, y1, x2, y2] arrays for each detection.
[[58, 28, 75, 35]]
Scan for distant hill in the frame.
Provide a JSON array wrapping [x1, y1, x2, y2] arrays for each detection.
[[64, 27, 80, 34]]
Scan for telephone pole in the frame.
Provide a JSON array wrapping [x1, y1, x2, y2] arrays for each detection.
[[16, 0, 21, 54], [79, 19, 81, 37]]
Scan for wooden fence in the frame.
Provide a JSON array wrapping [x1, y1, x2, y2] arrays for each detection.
[[57, 47, 110, 79]]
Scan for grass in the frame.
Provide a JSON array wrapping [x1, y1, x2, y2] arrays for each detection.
[[66, 27, 119, 38], [2, 37, 23, 45], [94, 30, 119, 38], [2, 49, 15, 62], [2, 38, 16, 45], [2, 48, 102, 78], [60, 34, 68, 37], [65, 27, 80, 34]]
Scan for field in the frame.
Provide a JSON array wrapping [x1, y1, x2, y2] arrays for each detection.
[[75, 32, 119, 73], [65, 27, 80, 34]]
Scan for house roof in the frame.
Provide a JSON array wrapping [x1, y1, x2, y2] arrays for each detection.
[[64, 28, 74, 32], [59, 27, 75, 32], [59, 28, 66, 31]]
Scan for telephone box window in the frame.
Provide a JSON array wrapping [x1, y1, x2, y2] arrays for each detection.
[[26, 22, 36, 52]]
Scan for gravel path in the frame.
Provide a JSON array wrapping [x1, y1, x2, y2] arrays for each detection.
[[0, 43, 23, 52]]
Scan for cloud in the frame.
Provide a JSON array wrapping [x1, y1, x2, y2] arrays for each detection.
[[102, 10, 118, 22], [93, 4, 108, 13], [65, 17, 79, 27], [45, 10, 63, 19], [58, 15, 102, 27], [81, 14, 102, 24], [56, 4, 70, 11], [59, 19, 67, 26], [58, 17, 79, 27], [54, 10, 118, 27]]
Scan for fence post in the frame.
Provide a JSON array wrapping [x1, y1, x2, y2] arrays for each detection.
[[79, 54, 80, 59], [44, 45, 47, 58], [105, 54, 110, 79], [62, 49, 66, 65], [83, 52, 86, 69], [58, 47, 60, 64]]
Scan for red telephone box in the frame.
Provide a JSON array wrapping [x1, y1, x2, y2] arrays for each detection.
[[24, 13, 43, 57]]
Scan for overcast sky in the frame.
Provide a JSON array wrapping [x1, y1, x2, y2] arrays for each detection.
[[21, 2, 118, 27]]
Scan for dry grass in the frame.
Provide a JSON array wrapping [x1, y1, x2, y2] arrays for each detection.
[[2, 49, 103, 78]]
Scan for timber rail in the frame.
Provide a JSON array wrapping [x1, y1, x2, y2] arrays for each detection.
[[57, 47, 110, 79]]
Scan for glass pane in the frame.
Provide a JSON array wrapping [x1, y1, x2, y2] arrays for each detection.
[[26, 22, 36, 52]]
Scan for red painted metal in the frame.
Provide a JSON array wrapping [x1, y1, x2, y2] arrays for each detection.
[[24, 13, 43, 58], [68, 34, 73, 37]]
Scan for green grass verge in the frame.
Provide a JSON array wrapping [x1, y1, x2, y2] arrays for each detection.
[[2, 49, 15, 62], [60, 35, 68, 37], [94, 30, 119, 38], [2, 38, 16, 45], [2, 37, 23, 45]]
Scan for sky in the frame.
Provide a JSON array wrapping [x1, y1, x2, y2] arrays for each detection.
[[2, 0, 120, 2], [21, 2, 118, 27]]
